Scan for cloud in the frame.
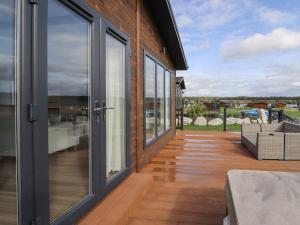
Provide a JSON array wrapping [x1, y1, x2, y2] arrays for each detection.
[[256, 7, 296, 25], [176, 14, 193, 28], [185, 40, 211, 53], [171, 0, 250, 30], [178, 63, 300, 97], [0, 3, 14, 14], [221, 28, 300, 59]]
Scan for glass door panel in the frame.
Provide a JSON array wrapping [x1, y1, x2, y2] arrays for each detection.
[[48, 0, 91, 221], [157, 65, 165, 134], [145, 57, 156, 141], [0, 0, 18, 224], [165, 71, 171, 130], [105, 34, 126, 179]]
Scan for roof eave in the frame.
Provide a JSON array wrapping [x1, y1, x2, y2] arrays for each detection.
[[145, 0, 188, 70]]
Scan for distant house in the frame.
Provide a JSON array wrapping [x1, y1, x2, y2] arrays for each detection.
[[235, 103, 248, 108], [204, 101, 220, 111], [247, 102, 268, 109], [176, 77, 186, 110], [219, 101, 229, 107], [274, 102, 286, 109], [286, 104, 298, 109], [176, 77, 186, 129]]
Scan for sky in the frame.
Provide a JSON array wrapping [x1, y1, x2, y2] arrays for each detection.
[[170, 0, 300, 97]]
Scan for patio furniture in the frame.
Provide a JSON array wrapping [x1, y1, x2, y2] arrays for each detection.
[[285, 132, 300, 160], [241, 123, 284, 160], [224, 170, 300, 225], [242, 122, 300, 160]]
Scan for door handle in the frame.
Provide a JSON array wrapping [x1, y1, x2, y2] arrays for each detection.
[[93, 101, 102, 112], [93, 107, 102, 112], [102, 101, 115, 121], [103, 106, 115, 110]]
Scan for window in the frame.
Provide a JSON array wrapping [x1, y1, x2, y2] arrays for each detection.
[[157, 64, 165, 135], [47, 0, 91, 221], [176, 86, 183, 109], [145, 57, 156, 141], [144, 53, 172, 144], [165, 71, 171, 130]]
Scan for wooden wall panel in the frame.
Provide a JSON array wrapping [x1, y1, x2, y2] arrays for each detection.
[[84, 0, 177, 171]]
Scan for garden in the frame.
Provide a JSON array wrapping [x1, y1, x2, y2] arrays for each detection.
[[180, 98, 300, 132]]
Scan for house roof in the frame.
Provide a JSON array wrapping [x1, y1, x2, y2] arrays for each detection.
[[145, 0, 188, 70], [176, 77, 186, 89]]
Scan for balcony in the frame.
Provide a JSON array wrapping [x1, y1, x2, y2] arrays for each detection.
[[80, 130, 300, 225]]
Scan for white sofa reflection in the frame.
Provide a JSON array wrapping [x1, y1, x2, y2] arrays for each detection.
[[0, 121, 88, 157], [48, 122, 80, 154]]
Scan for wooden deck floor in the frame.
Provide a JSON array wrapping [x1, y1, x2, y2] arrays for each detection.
[[126, 130, 300, 225]]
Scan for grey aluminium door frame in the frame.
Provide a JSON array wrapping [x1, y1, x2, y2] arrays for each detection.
[[32, 0, 103, 225], [18, 0, 131, 224], [100, 20, 132, 194], [18, 1, 36, 225]]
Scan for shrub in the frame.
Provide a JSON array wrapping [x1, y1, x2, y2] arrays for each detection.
[[185, 102, 208, 121]]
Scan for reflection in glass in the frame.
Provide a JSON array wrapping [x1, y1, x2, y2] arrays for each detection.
[[48, 0, 90, 220], [0, 1, 18, 224], [157, 65, 165, 135], [145, 57, 156, 141], [106, 34, 126, 179], [165, 71, 171, 130]]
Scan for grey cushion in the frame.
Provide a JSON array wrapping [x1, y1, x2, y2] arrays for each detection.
[[284, 122, 300, 133], [225, 170, 300, 225]]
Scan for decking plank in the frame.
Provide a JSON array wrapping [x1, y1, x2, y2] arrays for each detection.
[[127, 130, 300, 225]]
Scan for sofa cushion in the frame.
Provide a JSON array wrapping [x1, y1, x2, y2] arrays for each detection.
[[261, 123, 284, 132], [243, 133, 257, 146], [241, 123, 260, 135], [283, 122, 300, 133]]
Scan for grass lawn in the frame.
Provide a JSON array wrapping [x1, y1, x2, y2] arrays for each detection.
[[279, 109, 300, 119], [184, 124, 241, 132], [220, 107, 251, 117], [221, 107, 300, 119]]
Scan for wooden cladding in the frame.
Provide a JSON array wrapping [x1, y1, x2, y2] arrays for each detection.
[[84, 0, 177, 171]]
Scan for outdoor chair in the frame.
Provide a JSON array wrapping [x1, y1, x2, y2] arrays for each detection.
[[241, 123, 284, 160], [242, 122, 300, 160]]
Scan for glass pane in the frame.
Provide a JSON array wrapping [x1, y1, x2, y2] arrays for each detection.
[[0, 0, 18, 224], [145, 57, 156, 141], [165, 71, 171, 130], [157, 65, 165, 134], [48, 0, 90, 221], [105, 34, 126, 179]]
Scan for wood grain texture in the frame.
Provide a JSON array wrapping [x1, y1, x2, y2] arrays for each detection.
[[0, 157, 17, 225], [84, 0, 177, 171], [78, 173, 153, 225], [127, 130, 300, 225], [0, 148, 89, 225]]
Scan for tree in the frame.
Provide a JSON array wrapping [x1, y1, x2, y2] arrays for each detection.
[[186, 101, 208, 121]]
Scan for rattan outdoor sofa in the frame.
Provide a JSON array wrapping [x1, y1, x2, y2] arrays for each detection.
[[241, 122, 300, 160], [241, 123, 284, 160]]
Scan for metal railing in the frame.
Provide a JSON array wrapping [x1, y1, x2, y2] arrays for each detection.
[[222, 106, 297, 131]]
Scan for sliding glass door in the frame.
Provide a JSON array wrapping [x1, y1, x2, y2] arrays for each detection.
[[47, 0, 92, 221], [0, 1, 130, 224], [0, 1, 18, 224]]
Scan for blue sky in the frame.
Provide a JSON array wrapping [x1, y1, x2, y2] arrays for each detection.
[[170, 0, 300, 97]]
